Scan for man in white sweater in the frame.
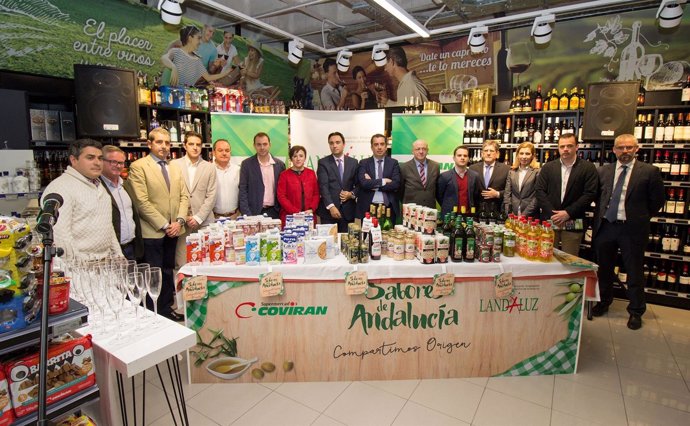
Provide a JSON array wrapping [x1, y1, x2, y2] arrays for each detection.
[[41, 139, 122, 260]]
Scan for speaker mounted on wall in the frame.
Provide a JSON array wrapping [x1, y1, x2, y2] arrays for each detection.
[[582, 81, 638, 141], [73, 64, 138, 138]]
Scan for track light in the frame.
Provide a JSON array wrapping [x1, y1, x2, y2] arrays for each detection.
[[158, 0, 185, 25], [531, 14, 555, 45], [468, 26, 488, 54], [336, 50, 353, 72], [657, 0, 687, 29], [287, 39, 304, 64], [372, 43, 389, 67]]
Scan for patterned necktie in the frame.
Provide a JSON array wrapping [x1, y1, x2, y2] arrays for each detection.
[[419, 162, 426, 187], [377, 159, 388, 205], [337, 158, 344, 183], [484, 165, 492, 188], [159, 160, 170, 190], [604, 165, 628, 223]]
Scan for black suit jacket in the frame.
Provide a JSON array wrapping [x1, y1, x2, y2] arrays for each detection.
[[399, 159, 440, 208], [535, 158, 599, 222], [238, 154, 286, 216], [355, 156, 401, 219], [469, 161, 510, 213], [503, 167, 540, 217], [100, 176, 144, 260], [316, 154, 359, 221], [436, 168, 481, 216], [593, 161, 664, 238]]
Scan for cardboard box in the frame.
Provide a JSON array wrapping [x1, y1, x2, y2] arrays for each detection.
[[0, 365, 14, 426]]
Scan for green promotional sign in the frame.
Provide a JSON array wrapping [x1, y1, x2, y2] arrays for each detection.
[[210, 113, 289, 159], [391, 114, 465, 156]]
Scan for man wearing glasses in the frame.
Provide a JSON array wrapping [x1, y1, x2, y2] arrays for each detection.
[[591, 134, 664, 330], [469, 140, 509, 217], [100, 145, 143, 261]]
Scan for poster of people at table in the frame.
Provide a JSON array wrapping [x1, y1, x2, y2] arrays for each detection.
[[186, 275, 589, 383]]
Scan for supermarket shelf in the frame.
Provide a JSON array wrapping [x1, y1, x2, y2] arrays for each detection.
[[651, 217, 690, 225], [645, 287, 690, 299], [0, 299, 89, 356], [663, 180, 690, 187], [11, 385, 100, 426], [637, 105, 690, 111], [639, 143, 690, 149], [644, 251, 690, 262], [0, 192, 40, 200]]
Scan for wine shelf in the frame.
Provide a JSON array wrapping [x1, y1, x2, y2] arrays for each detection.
[[651, 217, 690, 225], [644, 251, 690, 262]]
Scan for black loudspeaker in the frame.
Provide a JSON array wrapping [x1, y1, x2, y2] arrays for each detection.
[[582, 81, 638, 140], [74, 65, 138, 138]]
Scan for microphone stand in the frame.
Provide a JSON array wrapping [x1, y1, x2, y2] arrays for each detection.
[[37, 225, 59, 425]]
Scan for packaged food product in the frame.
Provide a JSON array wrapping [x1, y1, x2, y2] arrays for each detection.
[[282, 234, 298, 264], [421, 235, 436, 264], [304, 238, 328, 264], [186, 233, 202, 265], [436, 234, 449, 263], [266, 234, 281, 265], [208, 232, 224, 264], [5, 334, 96, 418], [245, 236, 260, 265], [0, 364, 14, 426]]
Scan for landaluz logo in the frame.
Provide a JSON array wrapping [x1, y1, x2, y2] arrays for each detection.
[[479, 296, 539, 313], [235, 301, 328, 318]]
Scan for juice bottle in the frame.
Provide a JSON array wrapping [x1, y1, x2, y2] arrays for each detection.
[[516, 218, 527, 257], [525, 220, 540, 260], [539, 221, 555, 261]]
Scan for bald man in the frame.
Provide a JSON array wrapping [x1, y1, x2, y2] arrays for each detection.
[[399, 140, 439, 208]]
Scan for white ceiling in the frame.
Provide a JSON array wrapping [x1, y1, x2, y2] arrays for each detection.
[[177, 0, 660, 54]]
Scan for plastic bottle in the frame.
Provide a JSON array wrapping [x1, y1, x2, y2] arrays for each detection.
[[539, 221, 555, 262], [525, 220, 540, 260], [0, 171, 11, 194], [12, 170, 29, 193]]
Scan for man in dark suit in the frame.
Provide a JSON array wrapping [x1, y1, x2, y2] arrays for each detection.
[[437, 145, 481, 216], [469, 140, 510, 215], [535, 133, 598, 256], [317, 131, 358, 232], [356, 133, 401, 223], [592, 134, 664, 330], [239, 132, 286, 218], [399, 139, 440, 209], [100, 145, 143, 261]]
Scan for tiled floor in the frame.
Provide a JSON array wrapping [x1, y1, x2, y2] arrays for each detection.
[[84, 300, 690, 425]]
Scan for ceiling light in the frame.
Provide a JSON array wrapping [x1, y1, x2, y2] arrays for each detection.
[[336, 50, 353, 72], [287, 39, 304, 64], [531, 14, 555, 45], [657, 0, 687, 29], [372, 0, 430, 38], [468, 26, 488, 54], [158, 0, 185, 25], [372, 43, 389, 67]]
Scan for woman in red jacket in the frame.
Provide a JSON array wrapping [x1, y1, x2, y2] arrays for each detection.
[[277, 145, 320, 226]]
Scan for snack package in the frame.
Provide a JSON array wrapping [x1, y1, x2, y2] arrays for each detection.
[[304, 238, 329, 264], [0, 365, 14, 426], [5, 334, 95, 418], [186, 233, 202, 265]]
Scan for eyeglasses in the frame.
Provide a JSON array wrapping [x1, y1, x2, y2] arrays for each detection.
[[218, 54, 229, 60], [104, 159, 125, 167]]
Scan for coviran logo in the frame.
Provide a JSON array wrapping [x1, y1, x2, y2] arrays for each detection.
[[235, 301, 328, 318]]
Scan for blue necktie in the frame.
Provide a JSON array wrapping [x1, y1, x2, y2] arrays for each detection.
[[377, 159, 389, 205], [337, 158, 344, 183], [604, 165, 628, 222], [484, 165, 492, 188]]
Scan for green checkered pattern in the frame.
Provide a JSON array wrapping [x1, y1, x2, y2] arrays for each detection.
[[496, 303, 582, 376], [185, 280, 252, 330]]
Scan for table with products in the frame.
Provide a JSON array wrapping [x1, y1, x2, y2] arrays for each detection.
[[180, 254, 598, 385]]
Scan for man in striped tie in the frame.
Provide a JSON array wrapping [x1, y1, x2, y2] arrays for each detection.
[[399, 139, 440, 208]]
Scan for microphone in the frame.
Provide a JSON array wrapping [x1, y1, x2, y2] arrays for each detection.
[[36, 193, 64, 234]]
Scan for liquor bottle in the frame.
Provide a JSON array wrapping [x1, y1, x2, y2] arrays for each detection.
[[503, 117, 511, 144], [463, 119, 472, 144], [544, 117, 553, 143], [543, 90, 551, 111], [649, 262, 659, 288], [657, 261, 668, 289], [382, 208, 392, 231], [682, 75, 690, 105], [655, 114, 666, 142], [670, 225, 681, 253], [549, 89, 560, 111], [487, 119, 496, 140], [509, 88, 518, 112], [670, 152, 681, 180], [569, 87, 580, 110], [665, 188, 676, 215], [149, 109, 160, 131], [451, 216, 466, 262], [662, 150, 671, 179], [464, 218, 476, 262], [684, 232, 690, 256], [681, 152, 689, 181], [579, 88, 586, 109], [495, 119, 504, 142], [533, 119, 543, 144], [673, 113, 684, 142], [677, 189, 686, 216], [534, 84, 543, 111], [370, 218, 381, 260], [643, 263, 650, 285], [661, 225, 672, 253], [644, 114, 654, 143], [665, 114, 675, 142], [477, 119, 485, 144], [684, 113, 690, 142], [522, 86, 533, 112], [637, 81, 646, 106], [470, 119, 479, 144], [151, 76, 161, 105], [527, 117, 536, 142], [680, 264, 690, 293], [553, 117, 561, 141], [633, 114, 644, 141], [652, 150, 662, 171], [558, 88, 569, 110]]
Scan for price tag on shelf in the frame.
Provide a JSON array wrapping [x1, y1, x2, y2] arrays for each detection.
[[494, 272, 514, 298], [183, 275, 208, 301], [259, 271, 284, 297], [345, 271, 368, 295], [432, 273, 455, 297]]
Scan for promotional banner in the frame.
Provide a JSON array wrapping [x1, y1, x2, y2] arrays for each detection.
[[391, 114, 465, 170], [505, 8, 690, 91], [289, 109, 386, 170], [186, 276, 585, 383], [210, 113, 289, 163]]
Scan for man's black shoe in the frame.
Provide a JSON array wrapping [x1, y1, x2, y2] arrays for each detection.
[[591, 303, 609, 317], [627, 314, 642, 330], [165, 311, 185, 322]]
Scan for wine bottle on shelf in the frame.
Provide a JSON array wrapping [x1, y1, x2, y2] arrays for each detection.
[[673, 113, 684, 142], [649, 261, 659, 288], [670, 225, 681, 253], [684, 112, 690, 142], [667, 262, 678, 291], [463, 120, 472, 144], [683, 232, 690, 256], [553, 117, 561, 141], [644, 114, 654, 143], [617, 263, 628, 285], [534, 119, 543, 144], [655, 114, 666, 143], [665, 114, 676, 142], [527, 117, 536, 142], [504, 117, 511, 144], [677, 189, 686, 216], [523, 86, 533, 112], [681, 152, 689, 181], [665, 188, 676, 216], [633, 114, 644, 141], [534, 84, 543, 111], [679, 264, 690, 293], [495, 119, 504, 142], [653, 150, 662, 171], [682, 75, 690, 105], [637, 81, 646, 106], [544, 117, 553, 143], [657, 261, 668, 289], [670, 152, 681, 181], [662, 150, 671, 179], [487, 119, 496, 140]]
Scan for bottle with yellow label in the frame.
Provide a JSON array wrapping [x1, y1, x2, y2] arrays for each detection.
[[539, 221, 555, 261], [525, 220, 540, 260], [558, 88, 569, 110], [569, 87, 580, 110]]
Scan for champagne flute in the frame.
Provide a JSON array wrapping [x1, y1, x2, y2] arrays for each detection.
[[105, 273, 126, 341], [127, 272, 144, 331], [136, 263, 150, 318], [506, 42, 532, 86], [147, 267, 163, 326]]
